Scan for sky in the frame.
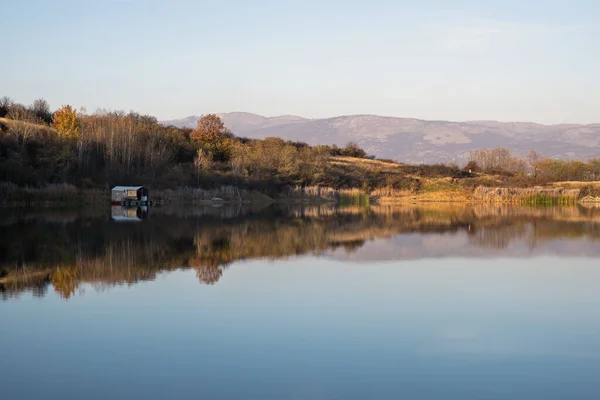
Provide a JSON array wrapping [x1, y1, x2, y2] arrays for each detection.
[[2, 0, 599, 123]]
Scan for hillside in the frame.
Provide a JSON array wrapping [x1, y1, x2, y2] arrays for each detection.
[[3, 104, 600, 207], [0, 117, 56, 134], [162, 113, 600, 164]]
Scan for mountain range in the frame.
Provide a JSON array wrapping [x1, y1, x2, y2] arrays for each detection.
[[160, 113, 600, 164]]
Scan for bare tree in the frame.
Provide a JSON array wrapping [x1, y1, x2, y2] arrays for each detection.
[[9, 121, 37, 145], [526, 150, 540, 181], [146, 135, 170, 185], [469, 148, 527, 175], [32, 98, 52, 124], [194, 148, 214, 184], [7, 103, 38, 123]]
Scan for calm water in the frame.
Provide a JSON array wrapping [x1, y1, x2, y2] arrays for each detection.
[[1, 204, 600, 399]]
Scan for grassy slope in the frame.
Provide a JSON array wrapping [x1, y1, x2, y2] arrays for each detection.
[[0, 117, 57, 134], [331, 156, 472, 202], [332, 156, 600, 203]]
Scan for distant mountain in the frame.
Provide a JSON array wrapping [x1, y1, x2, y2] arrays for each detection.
[[161, 112, 307, 130], [161, 113, 600, 164], [161, 115, 201, 129]]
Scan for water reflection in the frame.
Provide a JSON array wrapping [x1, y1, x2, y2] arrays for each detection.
[[1, 204, 600, 299], [111, 206, 148, 221]]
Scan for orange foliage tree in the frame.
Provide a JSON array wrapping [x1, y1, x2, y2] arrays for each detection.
[[53, 105, 80, 139], [191, 114, 233, 161], [191, 114, 229, 142]]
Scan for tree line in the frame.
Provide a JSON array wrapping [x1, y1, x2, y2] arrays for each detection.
[[0, 96, 371, 190], [467, 148, 600, 183], [2, 95, 598, 192]]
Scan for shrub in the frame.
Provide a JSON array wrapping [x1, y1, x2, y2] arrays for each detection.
[[463, 160, 480, 173], [340, 142, 367, 158]]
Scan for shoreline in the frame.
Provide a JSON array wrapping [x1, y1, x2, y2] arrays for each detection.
[[2, 187, 600, 209], [2, 179, 600, 209]]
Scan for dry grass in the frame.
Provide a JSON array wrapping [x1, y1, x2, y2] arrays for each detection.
[[279, 186, 339, 202], [330, 156, 405, 172], [373, 178, 471, 203], [580, 196, 600, 203], [371, 187, 413, 198], [473, 186, 580, 204], [551, 181, 600, 188], [0, 117, 56, 134], [0, 182, 90, 207]]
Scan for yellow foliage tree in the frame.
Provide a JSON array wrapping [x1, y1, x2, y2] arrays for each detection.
[[53, 105, 80, 139]]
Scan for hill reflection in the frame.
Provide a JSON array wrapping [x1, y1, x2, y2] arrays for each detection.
[[1, 204, 600, 299]]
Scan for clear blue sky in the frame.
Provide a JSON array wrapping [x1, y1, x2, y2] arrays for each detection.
[[3, 0, 599, 123]]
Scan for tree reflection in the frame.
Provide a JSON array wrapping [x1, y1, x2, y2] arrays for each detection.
[[51, 265, 79, 299], [468, 223, 528, 249], [193, 265, 223, 285], [1, 204, 600, 299]]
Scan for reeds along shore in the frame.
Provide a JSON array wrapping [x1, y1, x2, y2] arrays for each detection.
[[2, 182, 600, 207], [472, 187, 581, 205]]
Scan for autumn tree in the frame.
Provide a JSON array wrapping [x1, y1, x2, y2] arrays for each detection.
[[534, 158, 589, 182], [53, 105, 80, 139], [51, 265, 79, 300], [191, 114, 233, 161], [191, 114, 231, 142]]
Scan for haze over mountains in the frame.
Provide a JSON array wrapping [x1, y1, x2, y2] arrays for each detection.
[[161, 113, 600, 164]]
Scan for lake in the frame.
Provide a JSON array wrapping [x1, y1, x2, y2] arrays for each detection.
[[1, 204, 600, 399]]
